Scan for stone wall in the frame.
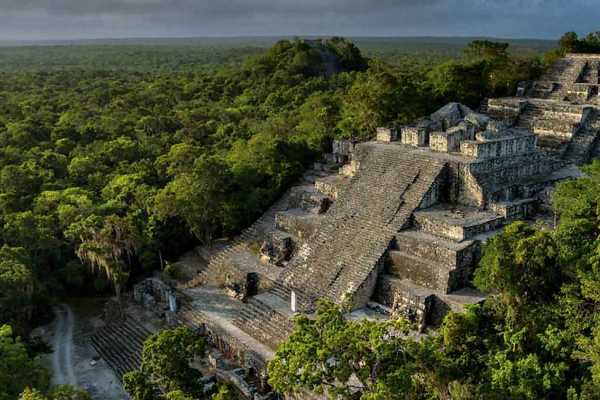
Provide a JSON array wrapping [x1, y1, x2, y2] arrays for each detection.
[[430, 127, 473, 153], [390, 233, 480, 293], [418, 166, 447, 209], [444, 161, 484, 207], [350, 257, 385, 309], [489, 198, 537, 221], [486, 98, 525, 123], [373, 276, 433, 332], [460, 133, 536, 160], [413, 210, 503, 242]]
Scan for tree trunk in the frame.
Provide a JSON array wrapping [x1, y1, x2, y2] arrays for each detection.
[[114, 281, 122, 303]]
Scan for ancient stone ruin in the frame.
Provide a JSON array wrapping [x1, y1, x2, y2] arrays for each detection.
[[171, 53, 600, 385]]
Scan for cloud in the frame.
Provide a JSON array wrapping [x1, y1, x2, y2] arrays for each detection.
[[0, 0, 597, 40]]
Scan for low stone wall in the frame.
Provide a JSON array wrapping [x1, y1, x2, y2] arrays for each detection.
[[460, 134, 536, 160], [387, 251, 454, 293], [489, 198, 537, 221], [430, 126, 474, 153], [413, 212, 503, 242], [178, 306, 270, 372], [486, 98, 525, 123]]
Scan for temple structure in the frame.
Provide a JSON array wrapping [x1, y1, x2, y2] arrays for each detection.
[[171, 54, 600, 377], [92, 54, 600, 398]]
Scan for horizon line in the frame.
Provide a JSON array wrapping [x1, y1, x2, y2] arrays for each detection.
[[0, 34, 559, 44]]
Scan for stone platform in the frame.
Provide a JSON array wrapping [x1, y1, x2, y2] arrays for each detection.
[[171, 53, 600, 375]]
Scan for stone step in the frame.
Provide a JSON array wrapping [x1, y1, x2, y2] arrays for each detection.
[[233, 295, 294, 349], [394, 230, 478, 268], [413, 206, 504, 242], [90, 319, 151, 379], [386, 250, 457, 293]]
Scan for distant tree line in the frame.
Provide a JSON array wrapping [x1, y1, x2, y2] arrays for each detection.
[[559, 31, 600, 54]]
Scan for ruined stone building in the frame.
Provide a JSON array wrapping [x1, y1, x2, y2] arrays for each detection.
[[171, 53, 600, 381]]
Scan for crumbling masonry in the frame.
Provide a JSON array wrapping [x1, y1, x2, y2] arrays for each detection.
[[175, 54, 600, 378]]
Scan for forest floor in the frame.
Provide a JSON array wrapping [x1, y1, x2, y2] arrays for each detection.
[[35, 298, 127, 400]]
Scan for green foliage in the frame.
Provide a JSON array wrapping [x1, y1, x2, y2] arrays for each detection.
[[0, 38, 541, 339], [428, 46, 542, 107], [18, 386, 90, 400], [0, 246, 38, 331], [122, 370, 157, 400], [464, 40, 509, 60], [475, 222, 561, 320], [268, 300, 418, 399], [210, 385, 237, 400], [0, 325, 49, 400], [123, 327, 206, 399], [164, 391, 194, 400], [559, 31, 600, 54]]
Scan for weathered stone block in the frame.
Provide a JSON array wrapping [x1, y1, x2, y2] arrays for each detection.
[[332, 140, 354, 163], [460, 132, 536, 160], [465, 112, 490, 130], [376, 127, 399, 142], [430, 126, 473, 153], [413, 206, 504, 242], [489, 198, 537, 221], [401, 126, 429, 147], [275, 210, 321, 239], [373, 275, 433, 332], [430, 102, 472, 129]]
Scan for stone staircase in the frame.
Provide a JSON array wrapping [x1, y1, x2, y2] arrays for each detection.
[[578, 61, 599, 84], [564, 108, 600, 165], [279, 143, 446, 309], [541, 57, 576, 82], [516, 102, 581, 134], [515, 102, 583, 157], [183, 164, 341, 290], [183, 191, 293, 289], [553, 60, 587, 101], [528, 58, 587, 101], [233, 293, 294, 349], [372, 204, 493, 330], [90, 319, 152, 379]]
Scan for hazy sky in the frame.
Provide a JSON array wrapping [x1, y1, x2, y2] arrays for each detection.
[[0, 0, 598, 41]]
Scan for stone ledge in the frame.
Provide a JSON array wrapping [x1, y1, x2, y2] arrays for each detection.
[[413, 205, 504, 242]]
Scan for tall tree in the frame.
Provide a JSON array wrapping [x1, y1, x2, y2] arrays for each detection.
[[123, 327, 206, 398], [0, 325, 49, 400], [268, 301, 417, 399], [67, 214, 141, 301]]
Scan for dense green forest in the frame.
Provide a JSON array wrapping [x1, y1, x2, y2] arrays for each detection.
[[0, 34, 571, 399], [0, 36, 555, 72]]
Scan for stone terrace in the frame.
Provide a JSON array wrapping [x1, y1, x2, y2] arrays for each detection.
[[280, 143, 447, 310], [172, 53, 600, 370]]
